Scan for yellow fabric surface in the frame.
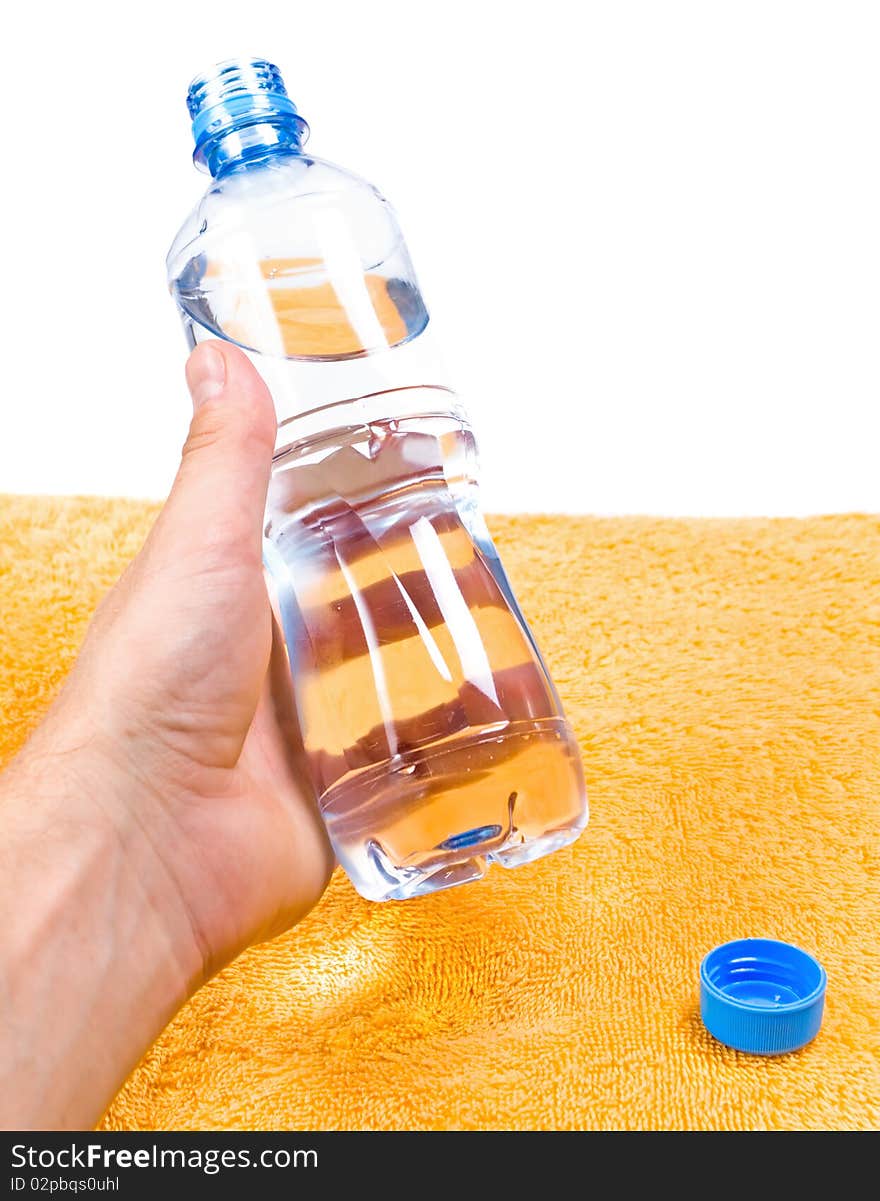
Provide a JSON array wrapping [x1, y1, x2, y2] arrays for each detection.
[[1, 495, 879, 1131]]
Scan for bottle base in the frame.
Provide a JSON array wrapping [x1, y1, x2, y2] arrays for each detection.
[[382, 822, 586, 901], [319, 717, 588, 902]]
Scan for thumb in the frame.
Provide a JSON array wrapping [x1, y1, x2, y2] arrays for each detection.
[[167, 341, 277, 563]]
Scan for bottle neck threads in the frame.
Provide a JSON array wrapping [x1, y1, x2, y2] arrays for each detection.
[[187, 59, 309, 177]]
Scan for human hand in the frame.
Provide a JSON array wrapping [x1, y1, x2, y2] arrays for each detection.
[[63, 340, 334, 968], [0, 342, 334, 1128]]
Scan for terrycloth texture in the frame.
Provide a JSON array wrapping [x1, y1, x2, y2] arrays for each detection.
[[1, 495, 879, 1131]]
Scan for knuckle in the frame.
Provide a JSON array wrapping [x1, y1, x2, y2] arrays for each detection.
[[181, 408, 274, 461], [181, 411, 224, 459]]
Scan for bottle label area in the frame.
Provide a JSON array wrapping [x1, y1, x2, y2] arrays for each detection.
[[263, 405, 587, 900]]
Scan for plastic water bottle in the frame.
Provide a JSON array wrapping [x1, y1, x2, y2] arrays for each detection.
[[167, 59, 588, 901]]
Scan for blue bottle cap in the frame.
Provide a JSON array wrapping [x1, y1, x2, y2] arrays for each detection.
[[700, 938, 827, 1055]]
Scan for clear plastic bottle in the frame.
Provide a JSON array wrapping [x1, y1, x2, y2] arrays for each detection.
[[167, 59, 588, 901]]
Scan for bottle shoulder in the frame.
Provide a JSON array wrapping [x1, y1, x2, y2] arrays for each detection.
[[167, 149, 427, 364], [167, 154, 389, 274]]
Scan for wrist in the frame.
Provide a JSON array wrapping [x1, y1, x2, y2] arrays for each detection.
[[0, 742, 200, 1129], [2, 735, 204, 991]]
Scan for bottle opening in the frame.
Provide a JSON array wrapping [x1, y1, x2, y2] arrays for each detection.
[[187, 58, 309, 175]]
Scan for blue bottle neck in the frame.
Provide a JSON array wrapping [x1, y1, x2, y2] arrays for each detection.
[[187, 59, 310, 179], [203, 121, 306, 178]]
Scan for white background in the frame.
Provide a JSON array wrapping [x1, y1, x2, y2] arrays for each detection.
[[2, 0, 879, 514]]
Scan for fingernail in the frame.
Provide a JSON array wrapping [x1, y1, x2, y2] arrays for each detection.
[[189, 343, 227, 410]]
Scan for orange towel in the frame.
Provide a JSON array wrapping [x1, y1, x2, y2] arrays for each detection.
[[1, 495, 878, 1130]]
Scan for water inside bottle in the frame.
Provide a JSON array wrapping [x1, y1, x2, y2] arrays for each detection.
[[264, 400, 587, 900]]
